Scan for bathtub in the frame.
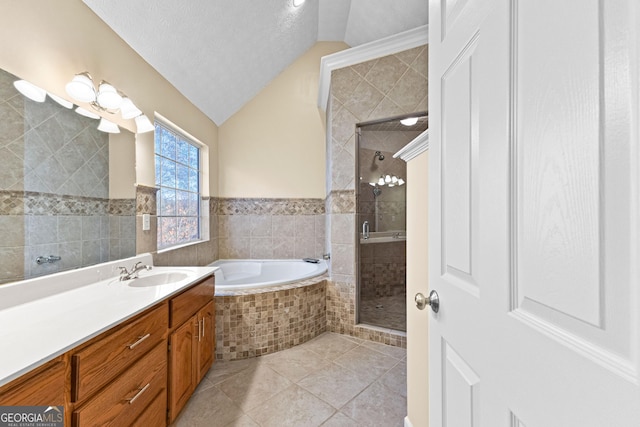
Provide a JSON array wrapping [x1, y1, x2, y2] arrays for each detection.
[[211, 259, 329, 361], [211, 259, 328, 292]]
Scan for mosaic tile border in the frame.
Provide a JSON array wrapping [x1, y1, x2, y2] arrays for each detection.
[[135, 185, 158, 215], [108, 199, 136, 216], [215, 278, 326, 361], [218, 197, 325, 216], [0, 191, 114, 216], [329, 190, 356, 214], [0, 191, 135, 217], [0, 191, 25, 215]]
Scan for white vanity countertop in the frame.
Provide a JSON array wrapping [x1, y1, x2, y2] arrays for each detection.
[[0, 253, 217, 388]]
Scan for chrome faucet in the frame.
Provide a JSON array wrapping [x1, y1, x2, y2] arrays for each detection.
[[362, 221, 370, 239], [118, 262, 152, 281]]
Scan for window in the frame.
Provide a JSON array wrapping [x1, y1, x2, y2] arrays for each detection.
[[155, 120, 201, 250]]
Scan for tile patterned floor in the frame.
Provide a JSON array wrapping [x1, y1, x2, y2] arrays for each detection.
[[359, 294, 406, 332], [172, 332, 407, 427]]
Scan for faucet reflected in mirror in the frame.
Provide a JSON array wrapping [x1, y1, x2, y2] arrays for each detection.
[[0, 67, 137, 285]]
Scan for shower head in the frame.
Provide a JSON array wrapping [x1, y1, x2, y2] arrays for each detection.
[[374, 151, 385, 161]]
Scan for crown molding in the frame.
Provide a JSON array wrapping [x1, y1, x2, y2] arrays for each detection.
[[317, 25, 429, 111], [394, 130, 429, 162]]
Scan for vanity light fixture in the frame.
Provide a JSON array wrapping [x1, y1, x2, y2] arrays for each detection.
[[75, 107, 100, 119], [65, 71, 154, 134], [13, 80, 47, 102], [65, 72, 95, 102], [97, 117, 120, 134], [134, 114, 155, 133], [372, 174, 405, 188], [95, 81, 122, 109], [66, 72, 126, 112], [400, 117, 419, 126], [48, 92, 73, 109], [119, 97, 142, 119]]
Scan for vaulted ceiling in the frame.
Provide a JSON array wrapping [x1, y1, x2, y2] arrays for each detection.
[[83, 0, 428, 125]]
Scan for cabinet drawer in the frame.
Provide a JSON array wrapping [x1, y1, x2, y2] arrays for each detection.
[[130, 389, 167, 427], [72, 342, 167, 427], [170, 276, 214, 328], [72, 304, 168, 402]]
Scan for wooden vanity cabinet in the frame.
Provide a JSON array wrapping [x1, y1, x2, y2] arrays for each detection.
[[168, 277, 215, 423], [0, 356, 66, 406], [0, 273, 215, 427], [70, 302, 169, 427]]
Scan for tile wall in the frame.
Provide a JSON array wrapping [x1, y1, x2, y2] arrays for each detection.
[[217, 198, 325, 260], [136, 185, 219, 266], [325, 44, 427, 346], [215, 277, 327, 361], [0, 68, 135, 283]]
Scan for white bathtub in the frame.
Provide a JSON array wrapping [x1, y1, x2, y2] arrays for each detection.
[[211, 259, 328, 292]]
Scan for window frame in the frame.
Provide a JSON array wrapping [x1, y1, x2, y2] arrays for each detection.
[[154, 119, 204, 251]]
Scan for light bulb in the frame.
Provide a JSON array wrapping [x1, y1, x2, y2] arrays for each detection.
[[398, 178, 405, 186], [75, 107, 100, 119], [119, 97, 142, 119], [13, 80, 46, 102], [66, 72, 95, 103], [97, 117, 120, 133], [385, 175, 391, 183], [96, 82, 122, 109], [48, 92, 73, 109], [391, 176, 398, 183], [135, 114, 155, 133], [378, 177, 385, 186], [401, 117, 418, 126]]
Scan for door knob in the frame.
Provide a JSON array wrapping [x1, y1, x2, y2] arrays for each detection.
[[415, 290, 439, 313]]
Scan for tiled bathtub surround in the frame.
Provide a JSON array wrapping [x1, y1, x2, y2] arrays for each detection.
[[218, 197, 325, 260], [215, 277, 327, 361]]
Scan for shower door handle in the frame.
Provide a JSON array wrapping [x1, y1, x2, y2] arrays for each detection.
[[362, 221, 369, 239]]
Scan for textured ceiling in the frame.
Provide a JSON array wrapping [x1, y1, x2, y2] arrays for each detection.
[[83, 0, 428, 125]]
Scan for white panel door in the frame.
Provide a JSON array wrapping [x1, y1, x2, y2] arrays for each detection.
[[428, 0, 640, 425]]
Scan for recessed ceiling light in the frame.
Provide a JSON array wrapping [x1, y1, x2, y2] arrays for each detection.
[[293, 0, 305, 6]]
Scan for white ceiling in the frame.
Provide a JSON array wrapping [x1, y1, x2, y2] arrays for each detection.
[[83, 0, 428, 125]]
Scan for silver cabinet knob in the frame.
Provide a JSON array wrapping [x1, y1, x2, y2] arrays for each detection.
[[415, 290, 439, 313]]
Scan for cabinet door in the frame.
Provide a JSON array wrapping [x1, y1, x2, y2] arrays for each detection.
[[168, 316, 197, 422], [197, 301, 215, 382]]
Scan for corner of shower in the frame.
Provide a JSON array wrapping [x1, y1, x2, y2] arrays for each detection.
[[355, 115, 421, 333]]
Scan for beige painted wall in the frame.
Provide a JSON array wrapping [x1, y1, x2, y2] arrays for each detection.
[[406, 150, 429, 426], [218, 42, 348, 199], [0, 0, 218, 195], [109, 132, 136, 199]]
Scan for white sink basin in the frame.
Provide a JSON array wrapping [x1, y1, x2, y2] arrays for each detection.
[[126, 272, 192, 287]]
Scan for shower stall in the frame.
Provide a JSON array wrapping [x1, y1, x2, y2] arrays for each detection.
[[356, 114, 427, 332]]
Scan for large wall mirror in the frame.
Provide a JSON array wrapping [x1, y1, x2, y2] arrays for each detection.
[[0, 67, 136, 285]]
